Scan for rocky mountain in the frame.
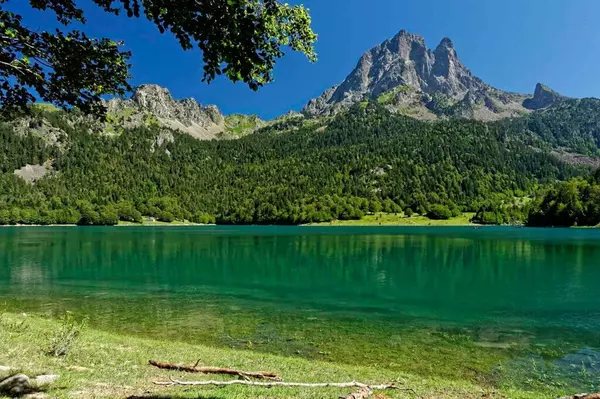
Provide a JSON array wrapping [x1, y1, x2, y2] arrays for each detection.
[[106, 84, 226, 140], [523, 83, 567, 110], [0, 31, 574, 148], [2, 85, 267, 148], [106, 84, 266, 140], [302, 30, 564, 121]]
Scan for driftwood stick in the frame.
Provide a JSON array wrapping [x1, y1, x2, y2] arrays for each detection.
[[149, 360, 280, 380], [154, 377, 400, 391]]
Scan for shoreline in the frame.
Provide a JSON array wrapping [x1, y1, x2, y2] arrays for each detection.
[[0, 213, 481, 227], [0, 223, 553, 228], [4, 212, 595, 228], [0, 312, 563, 399], [0, 223, 514, 228]]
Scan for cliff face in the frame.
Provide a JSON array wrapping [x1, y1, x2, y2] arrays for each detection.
[[302, 30, 551, 121], [523, 83, 567, 110], [107, 84, 226, 140]]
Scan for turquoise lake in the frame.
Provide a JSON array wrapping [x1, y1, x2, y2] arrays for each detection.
[[1, 226, 600, 391]]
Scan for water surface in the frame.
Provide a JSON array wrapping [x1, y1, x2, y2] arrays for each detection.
[[2, 226, 600, 391]]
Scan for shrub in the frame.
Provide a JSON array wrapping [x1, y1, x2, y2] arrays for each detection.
[[47, 312, 87, 357], [98, 205, 119, 225], [158, 211, 175, 223], [427, 204, 452, 220]]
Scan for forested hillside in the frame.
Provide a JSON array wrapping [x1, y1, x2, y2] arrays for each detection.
[[527, 170, 600, 227], [0, 102, 593, 226], [495, 98, 600, 156]]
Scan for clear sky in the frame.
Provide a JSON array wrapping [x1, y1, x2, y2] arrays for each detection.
[[11, 0, 600, 119]]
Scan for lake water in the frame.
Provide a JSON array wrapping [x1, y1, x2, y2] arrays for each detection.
[[2, 226, 600, 391]]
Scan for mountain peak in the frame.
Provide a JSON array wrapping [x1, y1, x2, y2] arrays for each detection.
[[395, 29, 424, 41], [131, 85, 221, 124], [391, 29, 426, 58], [303, 30, 521, 119], [107, 84, 225, 140], [436, 37, 455, 50], [132, 84, 174, 109], [302, 30, 551, 121], [523, 83, 566, 110], [134, 84, 169, 95]]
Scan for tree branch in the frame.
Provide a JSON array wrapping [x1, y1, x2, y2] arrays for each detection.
[[0, 60, 44, 81], [149, 360, 280, 381], [154, 377, 402, 391]]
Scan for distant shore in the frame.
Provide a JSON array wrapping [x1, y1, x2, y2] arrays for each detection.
[[305, 212, 480, 227], [0, 213, 510, 227], [0, 220, 207, 227]]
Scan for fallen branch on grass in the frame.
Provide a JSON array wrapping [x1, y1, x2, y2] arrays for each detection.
[[148, 360, 279, 381], [154, 377, 405, 394]]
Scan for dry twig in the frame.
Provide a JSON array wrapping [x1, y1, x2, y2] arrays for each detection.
[[149, 360, 279, 381]]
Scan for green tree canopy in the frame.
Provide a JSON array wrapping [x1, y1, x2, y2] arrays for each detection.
[[0, 0, 317, 115]]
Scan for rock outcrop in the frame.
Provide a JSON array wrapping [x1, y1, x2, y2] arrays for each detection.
[[302, 30, 534, 121], [523, 83, 566, 110], [106, 84, 226, 140], [0, 371, 59, 396], [13, 160, 54, 183]]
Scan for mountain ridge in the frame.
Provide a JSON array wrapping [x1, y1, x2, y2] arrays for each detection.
[[302, 30, 564, 120], [106, 84, 226, 140], [106, 84, 267, 140]]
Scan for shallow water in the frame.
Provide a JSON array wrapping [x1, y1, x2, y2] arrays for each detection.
[[2, 226, 600, 390]]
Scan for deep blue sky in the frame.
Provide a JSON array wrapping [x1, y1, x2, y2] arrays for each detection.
[[11, 0, 600, 119]]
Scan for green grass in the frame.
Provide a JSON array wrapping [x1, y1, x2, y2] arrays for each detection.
[[0, 312, 563, 399], [377, 86, 411, 105], [117, 219, 202, 226], [31, 103, 60, 113], [307, 212, 477, 226], [225, 114, 265, 137]]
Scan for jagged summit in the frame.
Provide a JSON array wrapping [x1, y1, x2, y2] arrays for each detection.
[[302, 30, 531, 121], [130, 84, 223, 125], [523, 83, 566, 110], [106, 85, 268, 140], [437, 37, 455, 50], [131, 85, 221, 122], [106, 84, 225, 140]]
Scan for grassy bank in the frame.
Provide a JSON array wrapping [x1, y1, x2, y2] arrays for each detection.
[[117, 219, 201, 226], [0, 312, 566, 399], [5, 213, 476, 227], [307, 213, 477, 226]]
